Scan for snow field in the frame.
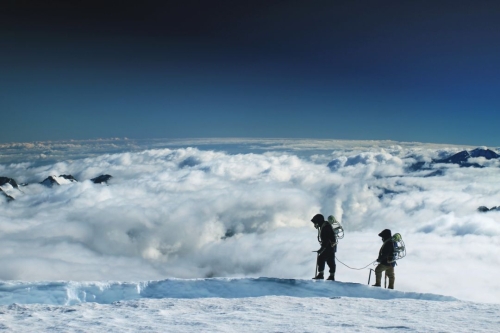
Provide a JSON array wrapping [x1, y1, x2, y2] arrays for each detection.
[[2, 296, 499, 333]]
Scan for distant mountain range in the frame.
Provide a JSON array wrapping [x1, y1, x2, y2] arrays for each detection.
[[409, 147, 500, 172], [0, 174, 112, 201], [477, 206, 500, 213], [434, 148, 500, 167]]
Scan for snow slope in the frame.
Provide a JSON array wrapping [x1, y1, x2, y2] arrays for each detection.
[[0, 278, 456, 305], [0, 278, 499, 333]]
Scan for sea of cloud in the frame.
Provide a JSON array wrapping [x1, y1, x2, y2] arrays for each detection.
[[0, 139, 499, 303]]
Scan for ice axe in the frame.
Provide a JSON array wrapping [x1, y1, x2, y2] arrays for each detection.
[[313, 250, 319, 278], [367, 268, 375, 285]]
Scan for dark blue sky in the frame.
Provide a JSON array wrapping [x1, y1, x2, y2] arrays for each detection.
[[1, 1, 499, 146]]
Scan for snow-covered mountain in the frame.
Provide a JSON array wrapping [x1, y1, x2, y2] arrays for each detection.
[[434, 147, 500, 166], [40, 174, 78, 187], [0, 177, 21, 200], [0, 174, 113, 201], [406, 147, 500, 172], [0, 278, 498, 332], [0, 177, 19, 189]]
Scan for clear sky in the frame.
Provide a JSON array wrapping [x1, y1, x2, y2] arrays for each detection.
[[1, 1, 499, 146]]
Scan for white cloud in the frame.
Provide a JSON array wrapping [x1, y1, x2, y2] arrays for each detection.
[[1, 140, 499, 303]]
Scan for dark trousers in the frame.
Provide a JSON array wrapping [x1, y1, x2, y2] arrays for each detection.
[[317, 248, 336, 274]]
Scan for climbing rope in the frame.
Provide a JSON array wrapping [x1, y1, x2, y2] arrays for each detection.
[[335, 257, 377, 270]]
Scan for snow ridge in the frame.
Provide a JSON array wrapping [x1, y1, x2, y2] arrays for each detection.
[[0, 278, 457, 306]]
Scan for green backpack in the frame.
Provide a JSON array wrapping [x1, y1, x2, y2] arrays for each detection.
[[391, 233, 406, 261]]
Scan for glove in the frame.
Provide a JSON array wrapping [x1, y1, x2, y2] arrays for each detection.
[[376, 258, 380, 263]]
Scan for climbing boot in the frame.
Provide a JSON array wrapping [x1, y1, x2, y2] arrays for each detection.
[[372, 284, 381, 287], [327, 274, 335, 281], [312, 272, 324, 280]]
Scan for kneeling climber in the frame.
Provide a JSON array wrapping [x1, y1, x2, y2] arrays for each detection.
[[311, 214, 337, 280]]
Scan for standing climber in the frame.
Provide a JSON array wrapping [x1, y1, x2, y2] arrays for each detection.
[[373, 229, 396, 289], [311, 214, 337, 280]]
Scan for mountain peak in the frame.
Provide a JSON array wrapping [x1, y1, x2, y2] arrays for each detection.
[[0, 177, 20, 201], [435, 147, 499, 167], [469, 148, 500, 159], [0, 177, 19, 189], [41, 175, 78, 187], [91, 174, 113, 184]]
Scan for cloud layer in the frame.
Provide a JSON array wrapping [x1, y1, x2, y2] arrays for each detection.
[[1, 140, 499, 303]]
